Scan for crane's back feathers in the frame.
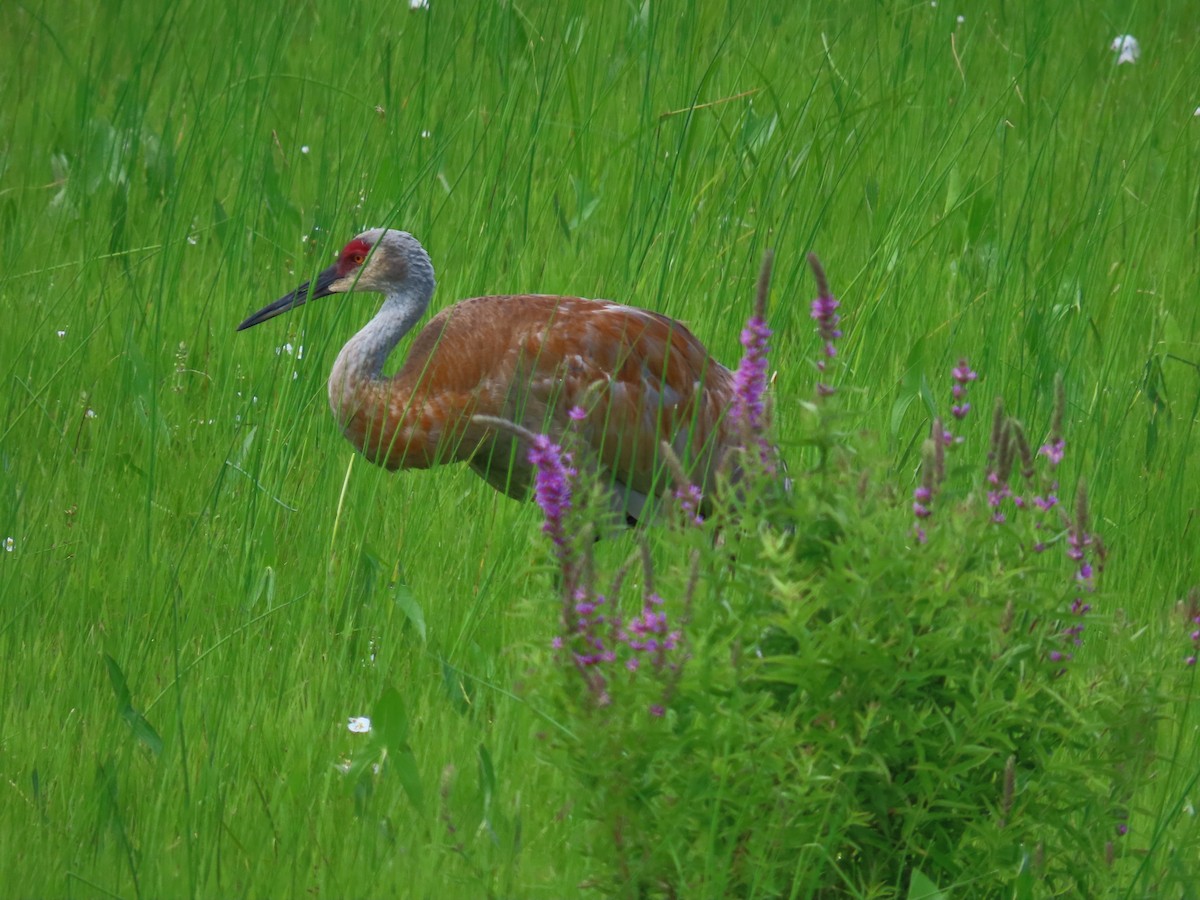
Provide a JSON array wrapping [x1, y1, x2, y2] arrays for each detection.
[[339, 294, 735, 520]]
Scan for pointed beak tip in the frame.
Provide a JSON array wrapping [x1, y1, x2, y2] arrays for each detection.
[[237, 265, 341, 333]]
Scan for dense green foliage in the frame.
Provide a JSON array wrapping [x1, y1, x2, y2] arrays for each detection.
[[1, 1, 1197, 896]]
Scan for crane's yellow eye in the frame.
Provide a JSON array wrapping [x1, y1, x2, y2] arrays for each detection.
[[352, 253, 365, 265]]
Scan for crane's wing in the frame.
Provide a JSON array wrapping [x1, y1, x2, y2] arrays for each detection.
[[349, 294, 737, 519]]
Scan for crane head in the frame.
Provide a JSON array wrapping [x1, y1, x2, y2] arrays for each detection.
[[237, 229, 433, 331]]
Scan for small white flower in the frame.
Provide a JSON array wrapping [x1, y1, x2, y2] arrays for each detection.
[[420, 129, 431, 139], [85, 408, 96, 419], [347, 716, 372, 733], [300, 145, 310, 155], [956, 14, 964, 23], [187, 234, 198, 245], [1110, 34, 1140, 65], [1194, 107, 1200, 117], [410, 0, 429, 9], [3, 537, 13, 552], [56, 329, 67, 338]]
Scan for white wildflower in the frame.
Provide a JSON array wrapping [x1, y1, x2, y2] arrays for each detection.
[[1110, 34, 1139, 65], [3, 537, 13, 552], [347, 716, 372, 733]]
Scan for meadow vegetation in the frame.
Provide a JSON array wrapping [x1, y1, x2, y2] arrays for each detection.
[[1, 1, 1198, 896]]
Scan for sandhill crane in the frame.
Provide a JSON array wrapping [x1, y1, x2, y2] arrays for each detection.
[[237, 228, 752, 524]]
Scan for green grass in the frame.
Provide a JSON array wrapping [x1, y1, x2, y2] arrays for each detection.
[[2, 1, 1198, 896]]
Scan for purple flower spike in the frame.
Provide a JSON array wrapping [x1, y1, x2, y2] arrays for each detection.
[[527, 434, 577, 569], [673, 483, 705, 527], [943, 358, 978, 438], [731, 315, 773, 436], [912, 484, 932, 519], [807, 253, 841, 396], [1039, 438, 1065, 466], [952, 360, 978, 385]]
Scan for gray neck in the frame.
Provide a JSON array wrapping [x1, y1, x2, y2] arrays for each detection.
[[328, 285, 429, 418]]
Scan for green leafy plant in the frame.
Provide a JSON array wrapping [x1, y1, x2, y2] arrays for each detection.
[[523, 255, 1178, 897]]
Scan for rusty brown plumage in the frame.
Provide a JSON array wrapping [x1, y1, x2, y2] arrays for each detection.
[[238, 229, 743, 522]]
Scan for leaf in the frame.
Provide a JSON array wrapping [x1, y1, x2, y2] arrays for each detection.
[[372, 686, 410, 748], [943, 165, 962, 217], [249, 565, 275, 610], [477, 743, 495, 816], [891, 363, 925, 440], [393, 582, 426, 643], [907, 869, 946, 900], [103, 654, 163, 757], [1013, 848, 1035, 900], [371, 687, 423, 810], [392, 749, 424, 811], [441, 657, 473, 715]]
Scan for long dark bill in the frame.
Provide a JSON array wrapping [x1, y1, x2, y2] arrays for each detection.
[[236, 264, 342, 331]]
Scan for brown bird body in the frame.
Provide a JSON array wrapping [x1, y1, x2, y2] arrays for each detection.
[[238, 229, 740, 522]]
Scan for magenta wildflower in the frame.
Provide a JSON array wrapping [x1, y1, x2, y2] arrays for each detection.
[[943, 358, 977, 448], [673, 483, 705, 527], [731, 314, 773, 437], [1039, 438, 1065, 466], [731, 252, 778, 467], [621, 592, 681, 665], [912, 486, 932, 519], [1040, 374, 1067, 467], [1048, 483, 1099, 665], [987, 483, 1012, 524], [527, 434, 576, 565], [950, 358, 978, 420], [911, 437, 938, 538], [808, 254, 841, 396], [1033, 493, 1058, 512]]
